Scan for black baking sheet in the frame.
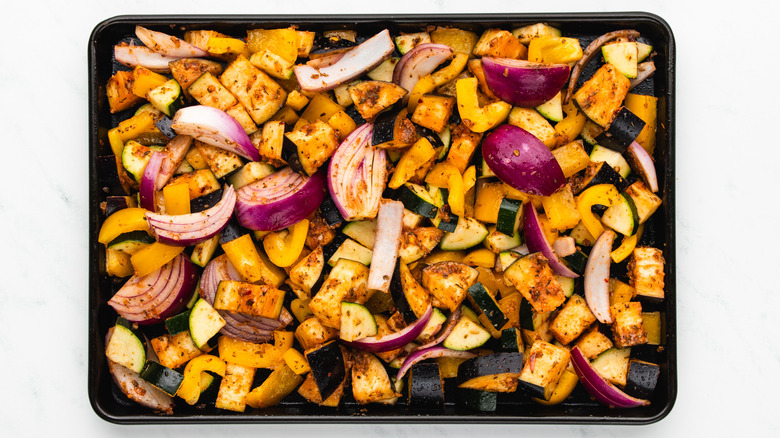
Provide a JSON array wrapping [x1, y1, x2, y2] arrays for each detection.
[[88, 12, 676, 424]]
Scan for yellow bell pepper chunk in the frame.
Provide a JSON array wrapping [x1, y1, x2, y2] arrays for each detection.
[[221, 234, 285, 286], [98, 207, 151, 245], [534, 370, 579, 405], [541, 185, 581, 231], [262, 219, 309, 268], [389, 138, 437, 189], [245, 363, 304, 408], [218, 336, 282, 369], [463, 165, 477, 193], [425, 162, 465, 217], [107, 112, 157, 156], [576, 184, 621, 239], [528, 36, 584, 64], [177, 355, 227, 405], [282, 348, 311, 375], [274, 330, 295, 351], [162, 183, 191, 215], [462, 248, 496, 268], [131, 66, 169, 98], [206, 36, 250, 57], [408, 53, 468, 112], [456, 78, 511, 133], [130, 242, 185, 277], [611, 224, 644, 263]]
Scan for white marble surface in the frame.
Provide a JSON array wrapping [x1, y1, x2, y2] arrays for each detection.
[[2, 0, 779, 435]]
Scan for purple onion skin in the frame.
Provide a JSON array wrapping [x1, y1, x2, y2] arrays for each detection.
[[126, 256, 198, 325], [523, 202, 579, 278], [482, 125, 565, 196], [570, 346, 650, 408], [481, 57, 570, 108], [236, 169, 327, 231]]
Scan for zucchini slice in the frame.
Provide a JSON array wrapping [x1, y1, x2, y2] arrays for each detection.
[[139, 361, 184, 397], [164, 310, 191, 336], [105, 321, 146, 373], [496, 197, 523, 236], [443, 316, 491, 351], [594, 107, 646, 153], [394, 32, 431, 54], [107, 230, 155, 255], [590, 145, 631, 178], [500, 327, 524, 354], [328, 238, 373, 266], [440, 216, 489, 251], [591, 347, 631, 387], [147, 79, 184, 117], [189, 298, 226, 349], [601, 193, 639, 236], [467, 282, 508, 331], [601, 42, 638, 79], [342, 220, 377, 249], [397, 183, 438, 218], [339, 302, 378, 342]]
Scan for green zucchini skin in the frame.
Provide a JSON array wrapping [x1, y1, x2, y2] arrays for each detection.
[[500, 327, 523, 354], [408, 362, 444, 411], [107, 230, 155, 254], [397, 184, 438, 219], [305, 340, 345, 400], [164, 310, 191, 336], [389, 263, 418, 324], [139, 361, 184, 397], [467, 282, 509, 331], [562, 250, 588, 275], [439, 216, 489, 251], [496, 197, 523, 236], [458, 388, 498, 412]]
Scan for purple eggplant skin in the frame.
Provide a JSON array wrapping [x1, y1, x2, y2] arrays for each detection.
[[305, 340, 346, 400], [408, 362, 444, 411]]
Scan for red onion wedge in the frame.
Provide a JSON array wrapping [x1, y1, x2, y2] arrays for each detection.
[[368, 201, 404, 292], [570, 346, 650, 408], [155, 135, 192, 191], [171, 106, 259, 161], [139, 151, 164, 211], [392, 43, 453, 94], [626, 141, 659, 192], [306, 52, 346, 69], [328, 123, 388, 221], [114, 45, 180, 73], [294, 29, 395, 92], [135, 26, 208, 58], [395, 346, 476, 383], [146, 185, 236, 245], [344, 305, 433, 353], [105, 329, 174, 414], [564, 30, 641, 103], [629, 61, 656, 90], [523, 202, 579, 278], [198, 255, 281, 343], [236, 167, 327, 231], [108, 254, 197, 325], [584, 229, 616, 323], [481, 57, 570, 108], [482, 124, 565, 196]]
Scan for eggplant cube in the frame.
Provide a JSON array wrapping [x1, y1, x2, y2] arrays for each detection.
[[305, 340, 346, 400], [284, 120, 340, 176], [457, 352, 524, 392], [220, 55, 287, 125], [351, 351, 398, 405], [518, 340, 570, 400], [625, 359, 660, 399], [408, 362, 444, 411], [628, 246, 665, 300], [549, 294, 597, 345], [421, 261, 478, 311], [574, 326, 614, 359], [504, 252, 566, 313], [609, 302, 648, 348], [594, 106, 646, 153]]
